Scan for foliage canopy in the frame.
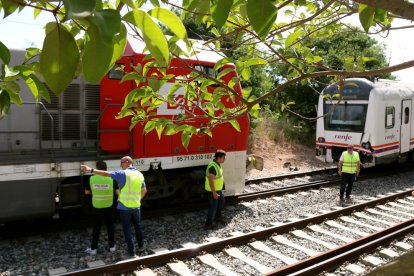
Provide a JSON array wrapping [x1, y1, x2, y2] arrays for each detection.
[[1, 0, 414, 146]]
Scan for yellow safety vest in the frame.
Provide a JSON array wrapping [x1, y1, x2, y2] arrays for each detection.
[[341, 151, 359, 173], [205, 161, 224, 191], [118, 170, 144, 208], [90, 175, 114, 208]]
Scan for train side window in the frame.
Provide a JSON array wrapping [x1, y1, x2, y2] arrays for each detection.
[[405, 107, 410, 124], [109, 64, 125, 80], [385, 106, 395, 129]]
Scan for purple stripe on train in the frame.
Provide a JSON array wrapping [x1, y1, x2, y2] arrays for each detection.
[[317, 144, 401, 155]]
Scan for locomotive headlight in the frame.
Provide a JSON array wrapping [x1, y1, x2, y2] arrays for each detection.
[[317, 137, 325, 143], [362, 142, 371, 149]]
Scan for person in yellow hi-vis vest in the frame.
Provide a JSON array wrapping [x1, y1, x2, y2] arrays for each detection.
[[338, 144, 360, 204], [84, 161, 119, 255], [82, 156, 147, 258], [204, 149, 226, 229]]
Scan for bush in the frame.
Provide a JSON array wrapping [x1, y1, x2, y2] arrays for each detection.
[[249, 109, 315, 147]]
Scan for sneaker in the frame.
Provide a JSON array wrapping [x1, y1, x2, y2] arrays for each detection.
[[122, 253, 136, 260], [338, 198, 345, 204], [137, 245, 146, 253], [345, 197, 352, 203], [204, 222, 214, 230], [109, 245, 116, 252], [215, 217, 226, 225], [85, 248, 97, 255]]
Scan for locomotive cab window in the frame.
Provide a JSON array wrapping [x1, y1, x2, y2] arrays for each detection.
[[404, 107, 410, 124], [109, 64, 125, 80], [194, 65, 218, 79], [385, 106, 395, 129]]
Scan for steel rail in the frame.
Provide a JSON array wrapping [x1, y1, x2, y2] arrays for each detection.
[[266, 218, 414, 275], [59, 189, 414, 275], [245, 167, 337, 185]]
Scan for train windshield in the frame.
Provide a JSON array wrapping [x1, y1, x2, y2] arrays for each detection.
[[324, 104, 367, 132]]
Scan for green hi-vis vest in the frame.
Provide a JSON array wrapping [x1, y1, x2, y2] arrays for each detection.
[[118, 170, 144, 208], [205, 160, 224, 192], [90, 174, 114, 208], [341, 151, 360, 173]]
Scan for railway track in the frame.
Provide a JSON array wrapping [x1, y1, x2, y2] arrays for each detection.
[[3, 165, 414, 275], [59, 189, 414, 275], [0, 168, 337, 240]]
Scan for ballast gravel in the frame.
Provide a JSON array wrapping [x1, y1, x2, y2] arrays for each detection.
[[1, 171, 414, 275]]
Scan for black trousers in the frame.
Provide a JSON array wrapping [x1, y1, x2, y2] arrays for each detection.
[[340, 172, 356, 198], [91, 207, 115, 250]]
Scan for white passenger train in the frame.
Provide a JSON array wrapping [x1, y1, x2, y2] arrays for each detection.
[[316, 78, 414, 167]]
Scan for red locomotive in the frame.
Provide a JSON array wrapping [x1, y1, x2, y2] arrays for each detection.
[[0, 36, 249, 222]]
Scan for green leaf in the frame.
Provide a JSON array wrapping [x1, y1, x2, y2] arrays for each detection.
[[148, 8, 187, 40], [25, 74, 50, 103], [0, 41, 10, 64], [249, 103, 260, 118], [111, 23, 127, 64], [181, 131, 191, 149], [241, 68, 251, 81], [3, 81, 22, 105], [13, 65, 33, 77], [123, 9, 169, 66], [150, 0, 160, 7], [229, 119, 240, 132], [25, 47, 40, 60], [247, 0, 277, 40], [155, 124, 164, 139], [33, 3, 43, 19], [0, 90, 11, 118], [89, 9, 121, 45], [217, 68, 234, 80], [4, 64, 19, 78], [63, 0, 96, 21], [1, 0, 19, 18], [344, 56, 354, 71], [144, 121, 157, 133], [359, 4, 375, 32], [244, 57, 268, 67], [82, 11, 122, 84], [187, 0, 210, 24], [294, 0, 306, 5], [164, 124, 178, 135], [213, 57, 233, 71], [120, 0, 136, 9], [374, 8, 387, 23], [211, 0, 233, 29], [40, 22, 80, 95], [242, 87, 252, 98], [285, 30, 304, 48], [148, 77, 161, 91], [121, 72, 144, 83], [198, 127, 212, 138]]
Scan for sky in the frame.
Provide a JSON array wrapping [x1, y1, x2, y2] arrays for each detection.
[[1, 7, 414, 82]]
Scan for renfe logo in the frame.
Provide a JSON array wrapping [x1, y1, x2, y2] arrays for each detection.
[[334, 134, 352, 141], [385, 134, 395, 140]]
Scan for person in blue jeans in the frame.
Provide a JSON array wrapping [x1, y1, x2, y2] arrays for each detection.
[[81, 156, 147, 257], [204, 150, 226, 229]]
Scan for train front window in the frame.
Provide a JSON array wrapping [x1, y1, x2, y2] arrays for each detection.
[[324, 104, 367, 132], [109, 64, 125, 80]]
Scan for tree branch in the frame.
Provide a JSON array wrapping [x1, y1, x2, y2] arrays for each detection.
[[250, 59, 414, 106], [354, 0, 414, 21]]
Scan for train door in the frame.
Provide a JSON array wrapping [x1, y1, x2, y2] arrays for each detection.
[[400, 100, 411, 153]]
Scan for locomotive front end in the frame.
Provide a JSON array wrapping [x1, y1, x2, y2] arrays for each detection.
[[316, 79, 373, 166]]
